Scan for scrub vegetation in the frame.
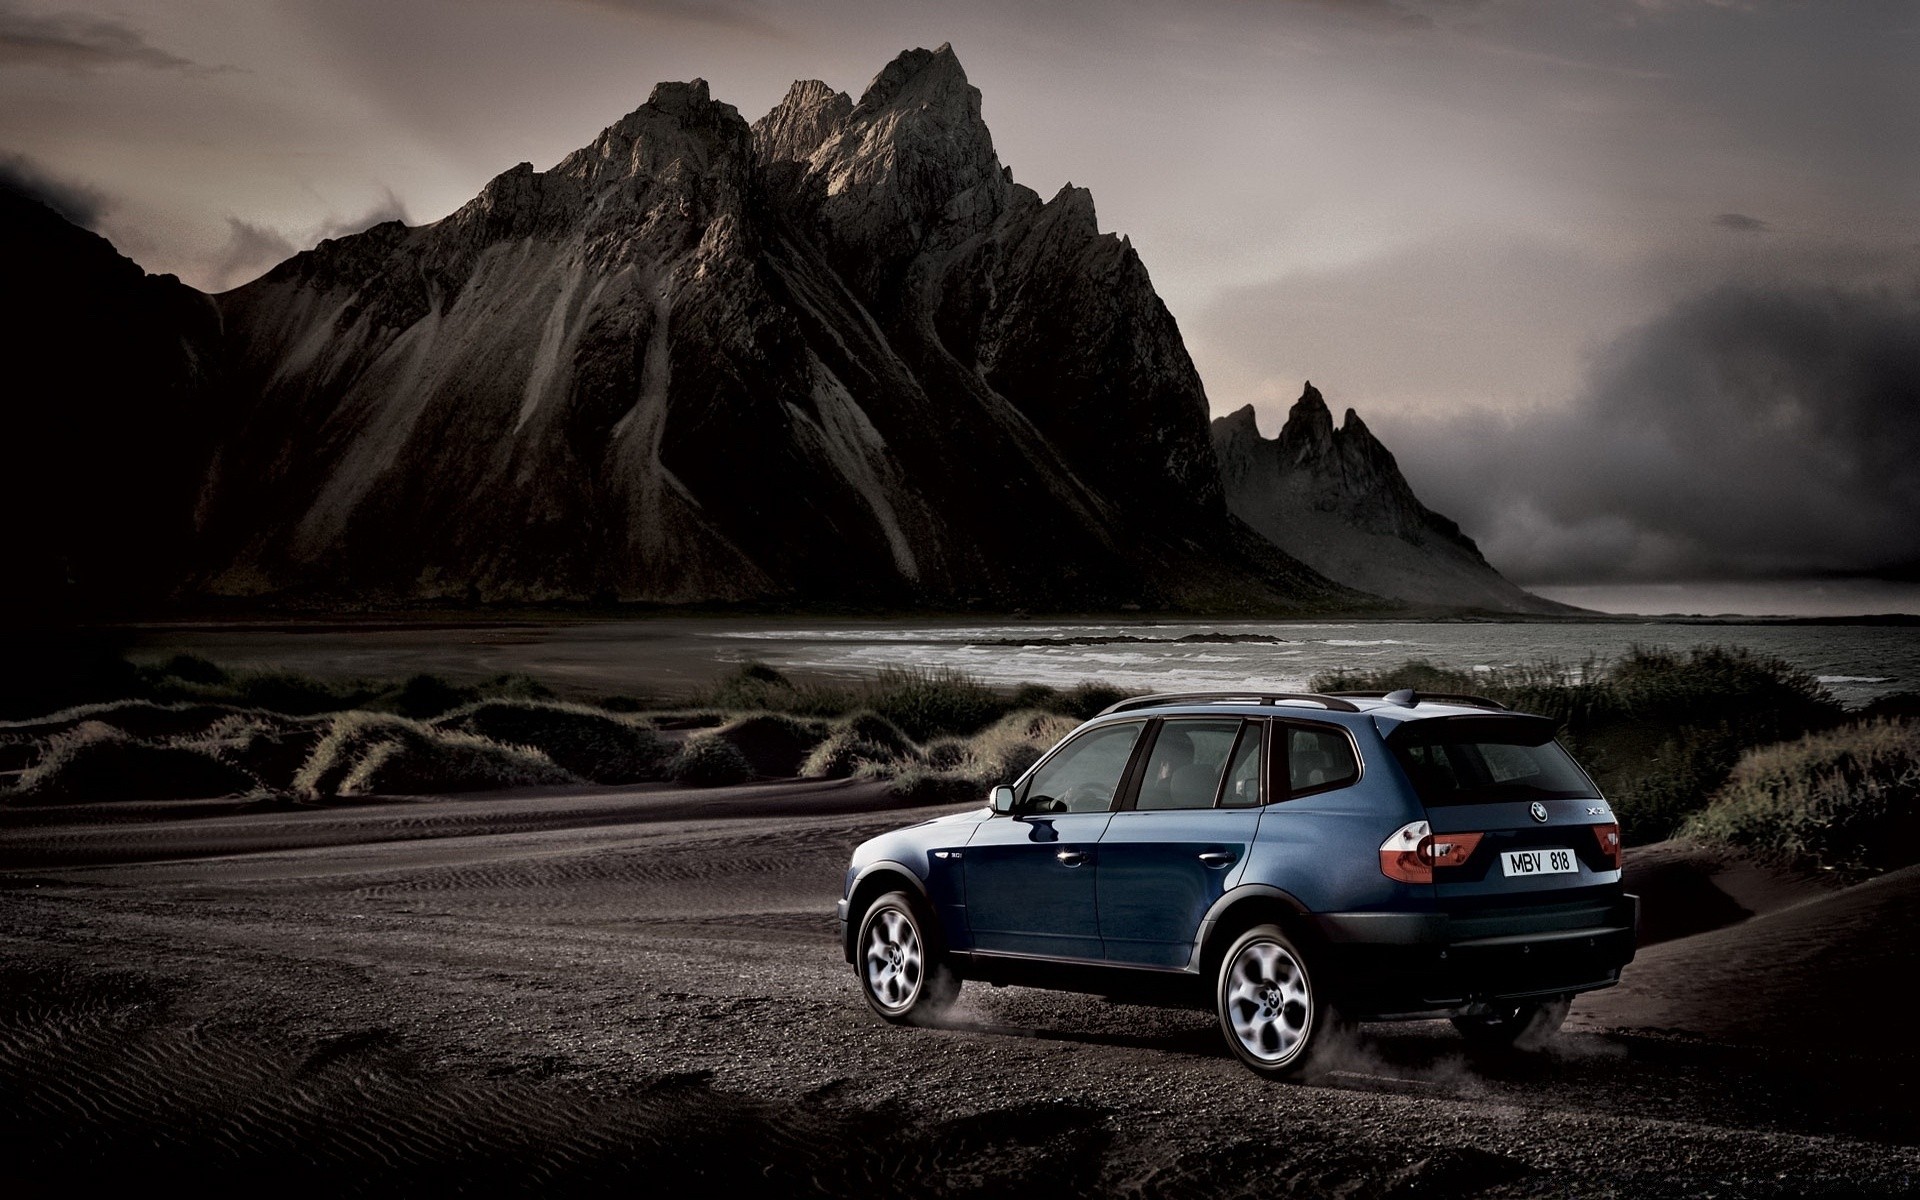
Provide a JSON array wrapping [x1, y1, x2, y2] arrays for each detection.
[[0, 658, 1107, 805], [3, 648, 1893, 837], [1312, 645, 1846, 843], [1681, 718, 1920, 879]]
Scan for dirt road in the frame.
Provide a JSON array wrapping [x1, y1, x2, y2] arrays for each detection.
[[3, 783, 1915, 1196]]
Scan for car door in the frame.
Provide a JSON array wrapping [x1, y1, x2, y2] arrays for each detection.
[[963, 720, 1144, 961], [1097, 718, 1265, 968]]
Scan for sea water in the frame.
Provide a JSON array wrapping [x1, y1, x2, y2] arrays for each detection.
[[715, 619, 1918, 707], [128, 616, 1918, 707]]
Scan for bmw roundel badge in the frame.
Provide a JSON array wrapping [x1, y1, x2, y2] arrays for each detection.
[[1530, 801, 1549, 823]]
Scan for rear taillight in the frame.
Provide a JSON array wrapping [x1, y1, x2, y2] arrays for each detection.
[[1379, 820, 1485, 884], [1590, 822, 1622, 870]]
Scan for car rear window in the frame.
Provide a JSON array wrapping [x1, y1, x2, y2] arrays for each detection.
[[1389, 716, 1595, 806]]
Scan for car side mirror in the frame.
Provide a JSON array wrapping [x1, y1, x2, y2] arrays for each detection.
[[990, 785, 1017, 815]]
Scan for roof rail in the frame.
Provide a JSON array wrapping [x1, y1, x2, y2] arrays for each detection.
[[1322, 689, 1509, 711], [1096, 691, 1362, 717]]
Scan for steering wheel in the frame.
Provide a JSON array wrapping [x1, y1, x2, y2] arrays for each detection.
[[1055, 782, 1109, 812]]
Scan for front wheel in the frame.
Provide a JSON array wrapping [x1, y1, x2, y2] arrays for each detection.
[[856, 892, 959, 1025], [1215, 924, 1339, 1078], [1451, 995, 1571, 1051]]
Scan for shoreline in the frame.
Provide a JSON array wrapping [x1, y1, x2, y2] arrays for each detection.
[[43, 607, 1920, 634]]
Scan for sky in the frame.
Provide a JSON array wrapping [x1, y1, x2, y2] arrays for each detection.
[[3, 0, 1917, 590]]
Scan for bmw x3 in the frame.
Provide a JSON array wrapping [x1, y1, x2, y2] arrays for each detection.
[[837, 689, 1637, 1077]]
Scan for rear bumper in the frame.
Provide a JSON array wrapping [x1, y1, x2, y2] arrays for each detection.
[[836, 899, 851, 963], [1306, 893, 1639, 1018]]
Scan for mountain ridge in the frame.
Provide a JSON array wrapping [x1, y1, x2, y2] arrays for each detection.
[[194, 45, 1358, 612], [1213, 383, 1568, 614], [2, 44, 1555, 619]]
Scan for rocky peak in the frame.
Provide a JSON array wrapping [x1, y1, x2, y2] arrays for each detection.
[[1043, 184, 1100, 239], [562, 79, 750, 187], [1276, 382, 1338, 465], [753, 78, 852, 166], [1211, 381, 1564, 612], [1335, 406, 1406, 476], [854, 42, 971, 116], [647, 78, 717, 117], [842, 43, 998, 185], [783, 44, 1010, 291], [1218, 403, 1262, 439]]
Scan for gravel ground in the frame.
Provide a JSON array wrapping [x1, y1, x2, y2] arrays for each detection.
[[2, 781, 1915, 1196]]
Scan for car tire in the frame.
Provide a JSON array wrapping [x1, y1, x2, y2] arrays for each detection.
[[1215, 924, 1339, 1079], [1450, 995, 1571, 1051], [855, 891, 959, 1026]]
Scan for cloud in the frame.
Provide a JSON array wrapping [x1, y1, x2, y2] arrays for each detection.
[[205, 218, 297, 292], [555, 0, 789, 37], [0, 152, 105, 227], [316, 188, 411, 243], [1712, 211, 1771, 233], [0, 4, 198, 72], [1291, 0, 1437, 29], [1427, 275, 1920, 582], [201, 191, 415, 292]]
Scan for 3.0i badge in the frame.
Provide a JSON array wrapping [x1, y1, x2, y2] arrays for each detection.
[[1529, 801, 1549, 822]]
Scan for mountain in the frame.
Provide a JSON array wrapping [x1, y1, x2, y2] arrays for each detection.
[[1213, 384, 1567, 614], [0, 186, 222, 618], [195, 45, 1359, 612]]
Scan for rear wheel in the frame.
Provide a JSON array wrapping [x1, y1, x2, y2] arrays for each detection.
[[856, 891, 958, 1025], [1215, 924, 1338, 1078], [1451, 995, 1571, 1050]]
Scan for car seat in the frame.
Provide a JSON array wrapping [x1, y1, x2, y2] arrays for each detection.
[[1294, 747, 1333, 787]]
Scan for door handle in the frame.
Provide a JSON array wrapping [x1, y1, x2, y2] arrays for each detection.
[[1056, 849, 1088, 866], [1198, 851, 1236, 867]]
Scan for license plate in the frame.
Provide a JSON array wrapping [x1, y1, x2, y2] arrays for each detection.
[[1501, 848, 1578, 877]]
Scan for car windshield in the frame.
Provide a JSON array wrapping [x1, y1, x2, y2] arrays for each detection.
[[1390, 718, 1595, 806]]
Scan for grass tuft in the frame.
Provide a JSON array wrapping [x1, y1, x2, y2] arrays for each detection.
[[799, 729, 895, 780], [1681, 719, 1920, 879], [435, 700, 671, 784], [710, 713, 831, 778], [863, 666, 1003, 741], [193, 714, 331, 792], [886, 767, 988, 807], [296, 712, 577, 797], [695, 662, 1090, 742], [9, 722, 260, 804], [670, 735, 754, 787]]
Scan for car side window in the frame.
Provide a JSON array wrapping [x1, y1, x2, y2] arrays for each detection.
[[1022, 722, 1143, 814], [1135, 719, 1242, 810], [1219, 721, 1263, 808], [1285, 724, 1360, 795]]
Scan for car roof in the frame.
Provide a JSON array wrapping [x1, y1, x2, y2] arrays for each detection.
[[1091, 690, 1537, 733]]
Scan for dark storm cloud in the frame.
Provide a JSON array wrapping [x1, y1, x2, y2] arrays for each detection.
[[1713, 212, 1771, 233], [0, 4, 197, 72], [0, 151, 104, 227], [1428, 276, 1920, 582]]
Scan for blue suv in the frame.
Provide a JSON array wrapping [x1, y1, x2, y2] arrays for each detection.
[[838, 690, 1637, 1078]]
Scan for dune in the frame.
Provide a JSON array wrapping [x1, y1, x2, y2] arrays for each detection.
[[1578, 856, 1920, 1060]]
